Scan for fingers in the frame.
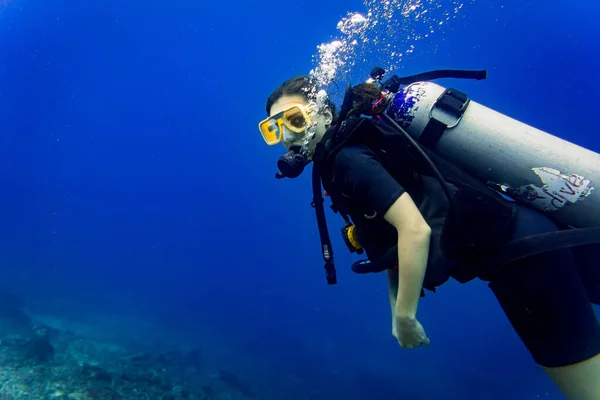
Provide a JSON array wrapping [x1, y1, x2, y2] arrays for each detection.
[[398, 337, 430, 349]]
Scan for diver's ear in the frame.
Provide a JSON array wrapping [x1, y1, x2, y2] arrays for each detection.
[[322, 108, 333, 125]]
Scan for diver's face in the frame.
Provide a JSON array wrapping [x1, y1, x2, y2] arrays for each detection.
[[269, 95, 333, 156]]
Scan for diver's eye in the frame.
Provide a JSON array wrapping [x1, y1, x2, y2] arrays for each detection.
[[289, 116, 306, 128]]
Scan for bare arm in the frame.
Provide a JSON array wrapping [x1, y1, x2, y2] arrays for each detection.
[[387, 269, 399, 334], [384, 192, 431, 319], [387, 268, 399, 315]]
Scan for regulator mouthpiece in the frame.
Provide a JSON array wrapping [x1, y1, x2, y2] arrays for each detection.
[[275, 147, 309, 179]]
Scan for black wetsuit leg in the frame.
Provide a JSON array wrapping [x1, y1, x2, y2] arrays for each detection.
[[487, 205, 600, 367], [572, 243, 600, 306]]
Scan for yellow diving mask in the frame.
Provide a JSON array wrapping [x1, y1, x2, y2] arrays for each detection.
[[258, 104, 313, 146]]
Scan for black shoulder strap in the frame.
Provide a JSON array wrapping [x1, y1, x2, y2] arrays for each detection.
[[309, 83, 364, 285], [311, 159, 337, 285], [311, 117, 372, 285]]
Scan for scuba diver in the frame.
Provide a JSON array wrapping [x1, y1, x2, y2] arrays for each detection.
[[258, 68, 600, 399]]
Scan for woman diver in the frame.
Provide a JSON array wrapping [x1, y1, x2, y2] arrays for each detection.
[[258, 74, 600, 399]]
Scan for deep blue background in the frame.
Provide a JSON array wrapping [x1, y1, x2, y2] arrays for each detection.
[[0, 0, 599, 398]]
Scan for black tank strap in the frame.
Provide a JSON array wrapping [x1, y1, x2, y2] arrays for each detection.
[[352, 227, 600, 284], [481, 227, 600, 280], [419, 88, 470, 149], [419, 118, 448, 149]]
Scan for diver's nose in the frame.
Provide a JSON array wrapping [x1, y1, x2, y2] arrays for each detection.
[[282, 126, 299, 145]]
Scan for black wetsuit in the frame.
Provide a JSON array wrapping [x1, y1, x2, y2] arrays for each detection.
[[331, 143, 600, 368]]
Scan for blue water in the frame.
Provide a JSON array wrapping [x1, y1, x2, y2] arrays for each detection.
[[0, 0, 598, 399]]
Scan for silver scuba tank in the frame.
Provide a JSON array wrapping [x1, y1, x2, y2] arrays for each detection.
[[386, 81, 600, 229]]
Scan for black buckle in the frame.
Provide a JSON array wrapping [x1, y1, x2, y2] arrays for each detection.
[[324, 260, 337, 285], [429, 88, 470, 129]]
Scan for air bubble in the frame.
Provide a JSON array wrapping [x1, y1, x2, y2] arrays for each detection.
[[311, 0, 469, 91]]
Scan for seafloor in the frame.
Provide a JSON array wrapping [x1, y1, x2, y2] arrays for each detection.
[[0, 291, 256, 400]]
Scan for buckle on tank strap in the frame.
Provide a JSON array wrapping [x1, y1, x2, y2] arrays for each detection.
[[420, 88, 471, 148], [429, 88, 470, 129]]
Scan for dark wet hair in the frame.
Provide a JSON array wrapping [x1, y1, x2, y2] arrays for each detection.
[[349, 82, 382, 116], [265, 76, 338, 123]]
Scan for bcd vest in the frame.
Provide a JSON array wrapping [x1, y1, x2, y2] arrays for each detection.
[[314, 116, 517, 291]]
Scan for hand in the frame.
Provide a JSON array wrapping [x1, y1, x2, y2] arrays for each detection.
[[393, 315, 430, 349]]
